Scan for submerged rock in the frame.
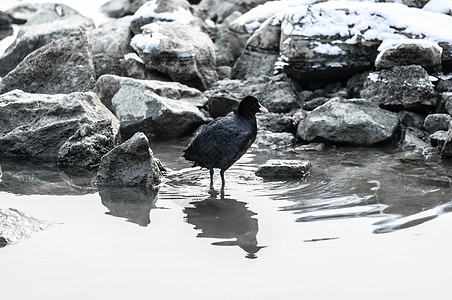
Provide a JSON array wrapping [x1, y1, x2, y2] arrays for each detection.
[[0, 3, 94, 76], [360, 65, 436, 111], [0, 208, 52, 247], [0, 90, 119, 160], [255, 159, 311, 177], [297, 98, 399, 145], [96, 132, 163, 187], [0, 31, 96, 95]]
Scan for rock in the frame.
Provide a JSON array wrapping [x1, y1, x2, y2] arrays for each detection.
[[0, 3, 94, 76], [303, 97, 330, 111], [94, 75, 209, 139], [87, 16, 133, 78], [252, 131, 296, 151], [0, 10, 24, 40], [57, 119, 121, 169], [423, 113, 452, 133], [0, 208, 52, 247], [100, 0, 147, 18], [215, 11, 242, 67], [205, 76, 299, 117], [0, 90, 119, 159], [441, 92, 452, 115], [297, 98, 399, 145], [375, 39, 442, 72], [436, 75, 452, 93], [398, 111, 425, 129], [131, 21, 217, 90], [255, 159, 311, 177], [96, 132, 163, 187], [346, 71, 371, 98], [360, 65, 436, 111], [120, 53, 172, 81], [130, 0, 197, 34], [198, 0, 268, 24], [279, 2, 452, 82], [0, 31, 96, 95], [256, 112, 294, 133], [231, 16, 280, 79], [430, 125, 452, 157]]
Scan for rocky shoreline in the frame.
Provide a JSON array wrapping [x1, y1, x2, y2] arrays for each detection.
[[0, 0, 451, 191]]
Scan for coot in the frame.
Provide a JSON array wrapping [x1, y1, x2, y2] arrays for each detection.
[[183, 96, 268, 185]]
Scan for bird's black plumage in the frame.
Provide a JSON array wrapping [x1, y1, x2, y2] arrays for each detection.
[[183, 96, 268, 185]]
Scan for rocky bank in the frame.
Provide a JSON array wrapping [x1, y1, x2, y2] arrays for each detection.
[[0, 0, 452, 190]]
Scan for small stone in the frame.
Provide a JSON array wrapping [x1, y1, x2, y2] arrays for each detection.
[[255, 160, 311, 178]]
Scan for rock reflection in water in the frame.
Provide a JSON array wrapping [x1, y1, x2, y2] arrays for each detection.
[[184, 187, 264, 259], [98, 186, 159, 227]]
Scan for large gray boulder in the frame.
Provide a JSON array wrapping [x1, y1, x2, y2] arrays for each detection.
[[423, 114, 452, 133], [0, 30, 96, 95], [0, 208, 52, 247], [360, 65, 436, 111], [0, 90, 120, 160], [375, 39, 442, 72], [96, 132, 163, 187], [198, 0, 268, 23], [0, 3, 94, 76], [297, 98, 399, 145], [131, 21, 217, 90], [94, 75, 209, 139]]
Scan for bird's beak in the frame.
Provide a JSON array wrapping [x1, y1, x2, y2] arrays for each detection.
[[259, 104, 268, 113]]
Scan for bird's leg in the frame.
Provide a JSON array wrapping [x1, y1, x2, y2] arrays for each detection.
[[220, 170, 225, 187], [209, 168, 214, 186]]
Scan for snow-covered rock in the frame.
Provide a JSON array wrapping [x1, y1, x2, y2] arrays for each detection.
[[131, 21, 217, 90]]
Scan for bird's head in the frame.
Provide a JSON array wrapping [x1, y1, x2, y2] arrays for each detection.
[[237, 96, 268, 119]]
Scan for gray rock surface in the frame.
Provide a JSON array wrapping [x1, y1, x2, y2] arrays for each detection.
[[96, 132, 163, 187], [0, 30, 96, 95], [297, 98, 399, 145], [198, 0, 267, 24], [131, 21, 217, 90], [423, 114, 452, 133], [94, 74, 209, 138], [255, 159, 311, 177], [0, 3, 94, 76], [0, 90, 119, 159], [0, 208, 52, 247], [360, 65, 436, 111]]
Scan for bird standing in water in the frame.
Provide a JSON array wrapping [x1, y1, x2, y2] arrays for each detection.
[[183, 96, 268, 186]]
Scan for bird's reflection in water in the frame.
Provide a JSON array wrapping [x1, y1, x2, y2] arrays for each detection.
[[98, 186, 159, 227], [184, 186, 264, 259]]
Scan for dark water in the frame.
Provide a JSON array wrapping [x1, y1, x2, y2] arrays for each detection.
[[1, 138, 451, 299]]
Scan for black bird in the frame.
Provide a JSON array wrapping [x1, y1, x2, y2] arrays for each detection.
[[183, 96, 268, 186]]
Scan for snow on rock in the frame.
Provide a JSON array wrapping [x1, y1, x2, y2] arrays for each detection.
[[422, 0, 452, 15]]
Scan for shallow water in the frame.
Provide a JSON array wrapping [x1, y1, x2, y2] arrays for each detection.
[[1, 138, 451, 299]]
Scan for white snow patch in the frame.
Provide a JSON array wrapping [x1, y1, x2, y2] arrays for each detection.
[[133, 0, 194, 25], [312, 42, 346, 55], [131, 31, 164, 54], [377, 38, 443, 53], [423, 0, 452, 15], [124, 53, 144, 64]]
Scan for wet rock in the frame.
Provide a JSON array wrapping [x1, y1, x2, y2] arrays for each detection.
[[96, 132, 163, 187], [397, 128, 431, 161], [294, 143, 325, 152], [87, 16, 133, 78], [94, 75, 208, 139], [57, 119, 121, 169], [0, 208, 52, 247], [198, 0, 268, 24], [398, 111, 425, 129], [360, 65, 436, 111], [256, 112, 293, 133], [0, 90, 119, 159], [423, 113, 452, 133], [375, 39, 442, 72], [430, 126, 452, 157], [0, 31, 96, 95], [0, 3, 94, 76], [297, 98, 399, 145], [255, 159, 311, 177], [253, 131, 296, 151], [205, 76, 298, 117], [131, 21, 217, 90], [441, 92, 452, 115]]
